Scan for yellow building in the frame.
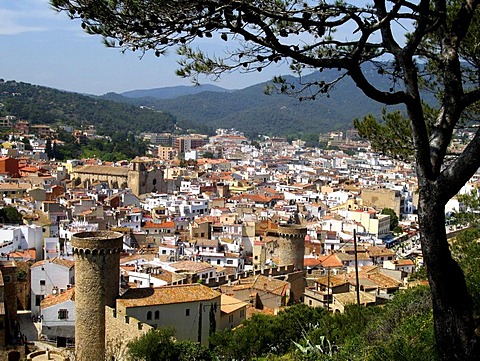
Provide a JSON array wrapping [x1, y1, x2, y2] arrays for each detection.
[[158, 146, 177, 161], [360, 188, 403, 216], [348, 210, 391, 238]]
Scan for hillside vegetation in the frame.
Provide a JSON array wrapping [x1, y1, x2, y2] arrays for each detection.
[[1, 64, 431, 137], [103, 64, 418, 137], [0, 80, 176, 135]]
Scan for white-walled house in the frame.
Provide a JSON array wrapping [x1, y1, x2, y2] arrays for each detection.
[[31, 258, 75, 317], [116, 284, 221, 344], [126, 271, 169, 288], [383, 259, 415, 274], [40, 288, 75, 346], [0, 224, 43, 261], [219, 294, 247, 330]]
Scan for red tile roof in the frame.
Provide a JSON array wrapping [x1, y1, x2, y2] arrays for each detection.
[[118, 284, 221, 308]]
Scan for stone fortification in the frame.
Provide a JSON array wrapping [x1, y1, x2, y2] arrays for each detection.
[[105, 306, 152, 361], [72, 231, 123, 361], [277, 224, 307, 270]]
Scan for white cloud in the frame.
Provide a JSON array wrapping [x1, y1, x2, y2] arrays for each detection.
[[0, 1, 66, 35]]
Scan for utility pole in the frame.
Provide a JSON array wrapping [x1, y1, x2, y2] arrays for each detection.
[[353, 229, 360, 306]]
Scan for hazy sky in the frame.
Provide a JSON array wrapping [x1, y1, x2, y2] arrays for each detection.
[[1, 0, 290, 95]]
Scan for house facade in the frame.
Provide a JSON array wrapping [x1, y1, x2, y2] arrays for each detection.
[[116, 284, 221, 345], [40, 288, 75, 347], [30, 258, 74, 316]]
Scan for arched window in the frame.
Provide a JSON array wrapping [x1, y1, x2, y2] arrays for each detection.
[[147, 311, 152, 320], [154, 310, 160, 319]]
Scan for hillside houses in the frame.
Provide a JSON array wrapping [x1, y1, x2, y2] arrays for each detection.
[[0, 126, 477, 352]]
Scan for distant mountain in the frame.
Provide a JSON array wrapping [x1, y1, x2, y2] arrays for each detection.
[[0, 80, 176, 135], [0, 64, 435, 139], [120, 84, 231, 99], [101, 64, 417, 137]]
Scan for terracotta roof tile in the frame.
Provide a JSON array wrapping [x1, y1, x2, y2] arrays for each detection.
[[32, 257, 74, 269], [41, 288, 75, 309], [221, 294, 247, 314], [118, 284, 221, 308]]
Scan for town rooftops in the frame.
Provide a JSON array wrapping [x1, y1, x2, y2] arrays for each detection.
[[31, 257, 74, 270], [251, 274, 289, 296], [169, 260, 214, 273], [318, 254, 344, 268], [117, 283, 221, 308], [333, 290, 376, 306], [41, 288, 75, 309], [73, 164, 129, 176], [220, 294, 248, 314], [391, 259, 415, 266], [315, 274, 349, 288], [143, 221, 175, 229]]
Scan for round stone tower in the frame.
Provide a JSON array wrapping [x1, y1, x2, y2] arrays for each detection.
[[72, 231, 123, 361], [277, 224, 307, 270]]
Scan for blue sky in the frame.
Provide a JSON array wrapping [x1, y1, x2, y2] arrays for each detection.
[[0, 0, 289, 95]]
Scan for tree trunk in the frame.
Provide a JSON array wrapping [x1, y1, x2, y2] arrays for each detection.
[[418, 186, 480, 360]]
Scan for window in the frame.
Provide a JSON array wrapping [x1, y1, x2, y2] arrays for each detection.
[[3, 275, 11, 283], [147, 311, 152, 320], [185, 308, 190, 316], [58, 309, 68, 319], [35, 295, 43, 307], [229, 315, 233, 323], [240, 309, 245, 318], [217, 259, 221, 265], [154, 310, 160, 319], [40, 280, 46, 286], [227, 260, 234, 265]]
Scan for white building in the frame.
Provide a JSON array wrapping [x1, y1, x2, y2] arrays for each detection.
[[116, 284, 221, 344], [0, 224, 43, 261], [40, 288, 75, 345], [30, 258, 75, 317]]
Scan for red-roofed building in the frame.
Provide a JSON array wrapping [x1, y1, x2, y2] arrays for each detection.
[[40, 287, 75, 345], [117, 284, 221, 344], [142, 221, 176, 240]]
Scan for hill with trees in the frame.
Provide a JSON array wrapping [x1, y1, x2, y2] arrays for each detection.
[[0, 80, 176, 135], [102, 65, 414, 137]]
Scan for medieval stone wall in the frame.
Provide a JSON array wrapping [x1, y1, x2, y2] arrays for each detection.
[[72, 231, 123, 361], [105, 306, 152, 361]]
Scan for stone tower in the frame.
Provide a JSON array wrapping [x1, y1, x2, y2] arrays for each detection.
[[127, 159, 146, 196], [277, 224, 307, 270], [72, 231, 123, 361]]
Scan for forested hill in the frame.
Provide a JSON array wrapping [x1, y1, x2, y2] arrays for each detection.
[[0, 80, 176, 135], [102, 65, 420, 137]]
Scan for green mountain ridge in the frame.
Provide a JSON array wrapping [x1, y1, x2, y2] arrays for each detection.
[[0, 80, 176, 136], [101, 65, 413, 137], [0, 64, 423, 138]]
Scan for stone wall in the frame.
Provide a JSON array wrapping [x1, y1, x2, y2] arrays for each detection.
[[105, 306, 152, 361]]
